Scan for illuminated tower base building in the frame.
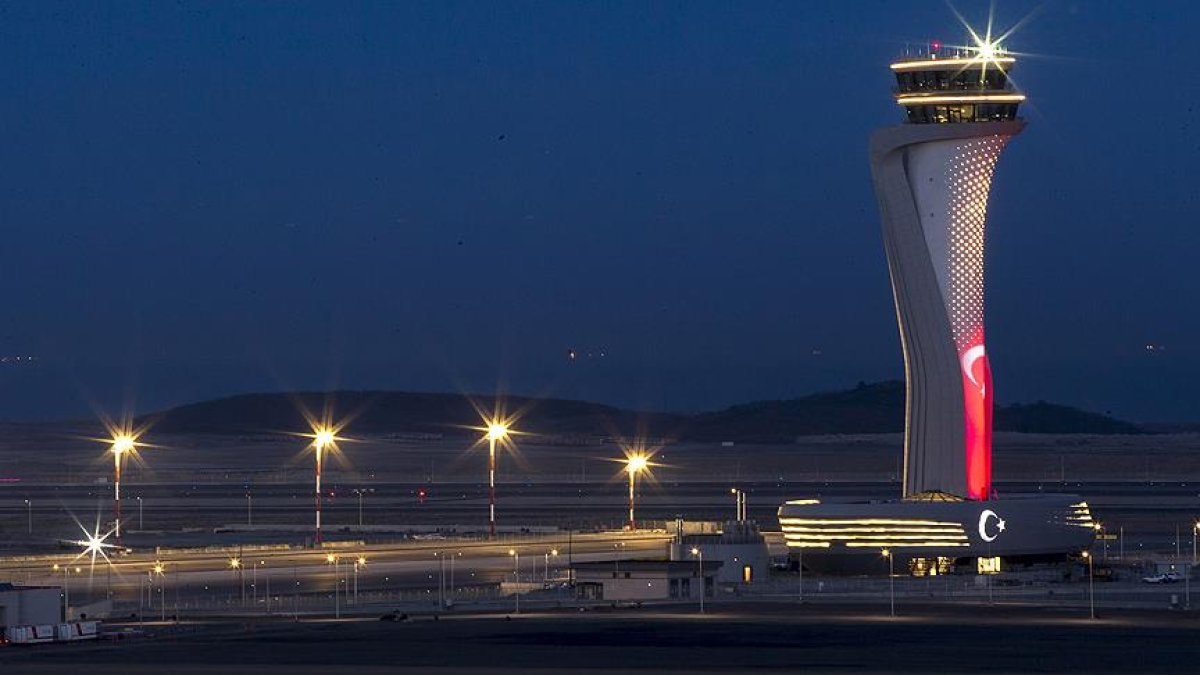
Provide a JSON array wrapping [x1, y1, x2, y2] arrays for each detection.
[[778, 42, 1095, 575], [871, 51, 1025, 501]]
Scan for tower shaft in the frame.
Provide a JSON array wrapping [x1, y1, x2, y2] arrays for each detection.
[[871, 121, 1022, 499]]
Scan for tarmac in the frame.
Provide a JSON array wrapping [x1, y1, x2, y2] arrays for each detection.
[[3, 601, 1199, 673]]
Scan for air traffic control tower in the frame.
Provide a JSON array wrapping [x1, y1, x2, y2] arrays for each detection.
[[778, 42, 1095, 576], [870, 46, 1025, 502]]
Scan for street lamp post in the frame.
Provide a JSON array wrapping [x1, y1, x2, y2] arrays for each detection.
[[1083, 550, 1095, 619], [544, 549, 559, 584], [487, 423, 509, 538], [353, 489, 371, 527], [626, 455, 648, 530], [326, 554, 340, 619], [882, 549, 895, 617], [1193, 522, 1198, 566], [53, 564, 75, 620], [731, 488, 747, 522], [246, 493, 252, 526], [798, 546, 804, 604], [434, 552, 444, 610], [230, 556, 245, 607], [508, 549, 520, 615], [354, 556, 366, 605], [1186, 552, 1191, 610], [690, 547, 704, 614], [252, 560, 259, 605], [24, 499, 31, 535], [137, 496, 143, 530], [153, 562, 166, 622]]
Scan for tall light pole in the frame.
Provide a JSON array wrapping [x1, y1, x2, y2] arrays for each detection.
[[626, 455, 648, 530], [230, 556, 245, 607], [882, 549, 895, 617], [110, 434, 136, 546], [690, 546, 704, 614], [246, 493, 252, 526], [1082, 550, 1095, 619], [487, 423, 509, 538], [24, 499, 31, 535], [312, 428, 337, 545], [508, 548, 520, 615], [137, 496, 143, 530], [1193, 521, 1198, 566]]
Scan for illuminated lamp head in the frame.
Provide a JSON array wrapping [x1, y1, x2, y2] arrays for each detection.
[[487, 422, 509, 442], [314, 428, 336, 450], [626, 454, 649, 475], [112, 434, 136, 456], [976, 39, 1000, 61]]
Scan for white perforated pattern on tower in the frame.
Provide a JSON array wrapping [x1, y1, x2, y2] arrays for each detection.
[[944, 136, 1009, 350]]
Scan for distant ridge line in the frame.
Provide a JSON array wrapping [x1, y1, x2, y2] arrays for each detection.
[[139, 381, 1145, 441]]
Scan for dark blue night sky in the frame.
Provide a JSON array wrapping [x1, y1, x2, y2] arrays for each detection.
[[0, 1, 1196, 422]]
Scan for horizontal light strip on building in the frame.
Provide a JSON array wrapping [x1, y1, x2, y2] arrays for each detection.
[[845, 542, 970, 548], [784, 542, 831, 548], [780, 518, 963, 527], [895, 94, 1026, 105], [785, 534, 967, 541], [889, 57, 1015, 71], [783, 526, 966, 534]]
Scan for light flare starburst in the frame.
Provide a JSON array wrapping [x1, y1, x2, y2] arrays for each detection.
[[940, 0, 1043, 87], [68, 514, 120, 573]]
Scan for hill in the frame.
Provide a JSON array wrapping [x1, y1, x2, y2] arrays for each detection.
[[141, 381, 1146, 442]]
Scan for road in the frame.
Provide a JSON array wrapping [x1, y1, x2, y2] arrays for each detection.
[[3, 478, 1196, 556], [3, 602, 1200, 673], [0, 531, 672, 616]]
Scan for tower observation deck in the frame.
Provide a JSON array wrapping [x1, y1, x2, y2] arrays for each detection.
[[890, 47, 1024, 124], [869, 43, 1025, 500]]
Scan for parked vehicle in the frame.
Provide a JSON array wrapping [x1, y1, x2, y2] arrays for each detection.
[[4, 622, 99, 645], [1141, 571, 1182, 584]]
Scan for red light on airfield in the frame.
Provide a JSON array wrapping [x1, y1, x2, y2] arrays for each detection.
[[931, 40, 942, 52], [417, 488, 427, 504]]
